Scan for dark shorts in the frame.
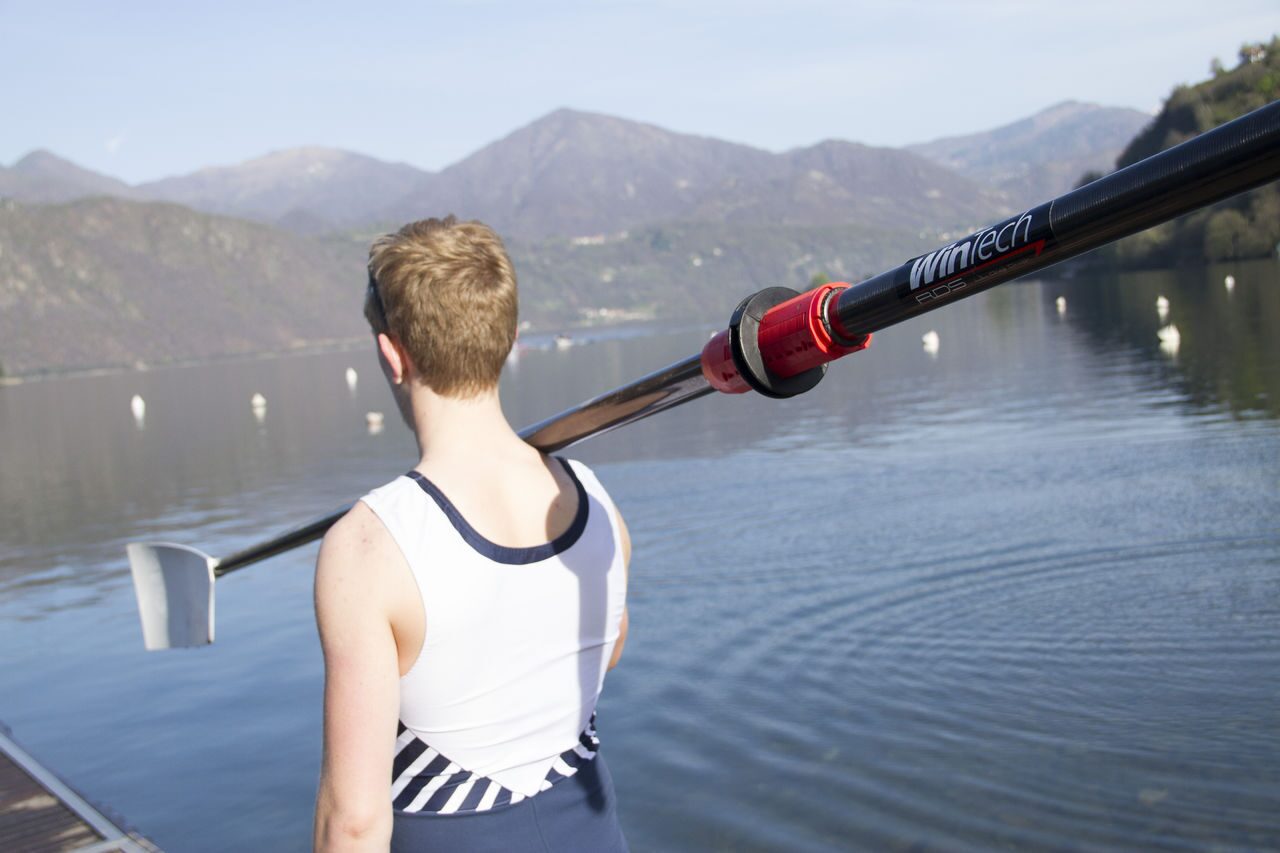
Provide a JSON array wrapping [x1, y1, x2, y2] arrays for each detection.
[[391, 752, 628, 853]]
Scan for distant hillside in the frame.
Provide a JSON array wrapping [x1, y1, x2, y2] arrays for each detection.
[[719, 138, 1010, 230], [0, 192, 937, 378], [0, 101, 1159, 376], [0, 197, 366, 377], [138, 147, 435, 233], [1103, 36, 1280, 267], [391, 109, 782, 239], [506, 219, 929, 326], [0, 150, 136, 204], [907, 101, 1150, 208], [390, 109, 1009, 239]]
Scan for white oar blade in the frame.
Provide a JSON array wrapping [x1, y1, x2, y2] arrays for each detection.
[[126, 542, 216, 650]]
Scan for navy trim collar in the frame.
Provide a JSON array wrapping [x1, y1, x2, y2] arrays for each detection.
[[405, 458, 588, 565]]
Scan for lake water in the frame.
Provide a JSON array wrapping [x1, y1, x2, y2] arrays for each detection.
[[1, 261, 1278, 852]]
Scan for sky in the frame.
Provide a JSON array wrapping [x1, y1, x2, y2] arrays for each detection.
[[1, 0, 1276, 184]]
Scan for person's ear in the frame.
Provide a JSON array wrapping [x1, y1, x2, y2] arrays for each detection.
[[377, 332, 408, 385]]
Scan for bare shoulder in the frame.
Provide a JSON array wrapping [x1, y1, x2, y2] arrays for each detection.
[[319, 501, 391, 564], [314, 502, 400, 623]]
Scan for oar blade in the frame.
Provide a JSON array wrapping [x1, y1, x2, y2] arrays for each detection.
[[127, 542, 216, 650]]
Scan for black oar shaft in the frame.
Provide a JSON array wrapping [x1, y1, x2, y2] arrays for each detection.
[[826, 100, 1280, 340], [215, 512, 348, 576], [517, 354, 712, 452]]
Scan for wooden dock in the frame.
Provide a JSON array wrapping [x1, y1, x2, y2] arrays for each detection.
[[0, 724, 158, 852]]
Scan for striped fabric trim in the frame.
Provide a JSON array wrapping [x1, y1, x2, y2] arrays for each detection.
[[392, 716, 601, 814]]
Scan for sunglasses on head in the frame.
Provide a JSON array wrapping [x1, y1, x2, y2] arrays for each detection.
[[367, 271, 388, 328]]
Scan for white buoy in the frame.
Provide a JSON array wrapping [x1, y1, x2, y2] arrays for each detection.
[[1055, 296, 1067, 315], [1156, 295, 1170, 321], [345, 367, 358, 390], [366, 411, 385, 435], [251, 392, 267, 423], [1224, 274, 1236, 292], [130, 394, 146, 427], [1157, 324, 1181, 356], [554, 334, 573, 350], [922, 330, 940, 356]]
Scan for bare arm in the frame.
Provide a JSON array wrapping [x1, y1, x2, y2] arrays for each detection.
[[609, 507, 631, 671], [314, 504, 402, 852]]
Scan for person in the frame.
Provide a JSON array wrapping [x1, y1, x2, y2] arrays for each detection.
[[312, 217, 631, 852]]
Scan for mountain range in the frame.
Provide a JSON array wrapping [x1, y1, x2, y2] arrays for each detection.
[[137, 147, 433, 234], [0, 150, 136, 204], [383, 109, 1011, 240], [0, 197, 365, 377], [3, 102, 1146, 236], [906, 101, 1150, 208], [0, 101, 1151, 377]]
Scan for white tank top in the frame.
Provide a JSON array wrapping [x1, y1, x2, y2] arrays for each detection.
[[360, 457, 627, 811]]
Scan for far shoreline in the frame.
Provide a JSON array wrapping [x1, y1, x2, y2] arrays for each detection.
[[0, 317, 715, 388], [0, 336, 372, 387], [8, 253, 1266, 387]]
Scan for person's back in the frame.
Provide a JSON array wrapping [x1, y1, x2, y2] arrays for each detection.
[[313, 217, 631, 852], [420, 443, 580, 548]]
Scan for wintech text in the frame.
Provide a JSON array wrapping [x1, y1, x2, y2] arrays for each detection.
[[909, 210, 1035, 291]]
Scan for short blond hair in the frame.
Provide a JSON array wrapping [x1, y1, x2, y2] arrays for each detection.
[[366, 216, 517, 397]]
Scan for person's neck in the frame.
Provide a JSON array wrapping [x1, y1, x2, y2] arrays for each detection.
[[406, 384, 532, 469]]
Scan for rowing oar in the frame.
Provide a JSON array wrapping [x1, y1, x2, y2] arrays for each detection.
[[128, 100, 1280, 651]]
